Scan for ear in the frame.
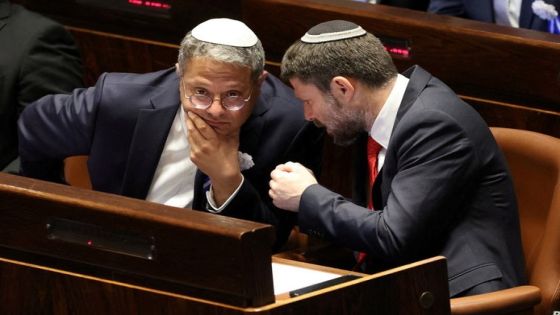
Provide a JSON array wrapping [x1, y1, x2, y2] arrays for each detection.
[[175, 63, 180, 75], [329, 76, 354, 102], [257, 70, 268, 85]]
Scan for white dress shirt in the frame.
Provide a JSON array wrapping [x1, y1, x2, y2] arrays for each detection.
[[146, 107, 196, 208], [494, 0, 522, 27]]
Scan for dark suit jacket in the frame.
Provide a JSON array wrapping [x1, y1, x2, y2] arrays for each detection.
[[298, 66, 526, 296], [18, 68, 323, 250], [428, 0, 559, 31], [0, 1, 82, 169]]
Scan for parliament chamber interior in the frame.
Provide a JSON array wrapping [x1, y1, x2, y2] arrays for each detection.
[[2, 0, 560, 314]]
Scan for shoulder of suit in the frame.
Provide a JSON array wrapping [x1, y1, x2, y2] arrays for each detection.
[[259, 73, 302, 111], [5, 4, 64, 34], [101, 67, 176, 87]]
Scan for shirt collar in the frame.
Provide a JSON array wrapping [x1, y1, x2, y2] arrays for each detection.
[[369, 74, 409, 148]]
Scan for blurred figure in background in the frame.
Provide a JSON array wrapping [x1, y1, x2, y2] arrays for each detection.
[[0, 0, 83, 173], [352, 0, 429, 11], [428, 0, 560, 33]]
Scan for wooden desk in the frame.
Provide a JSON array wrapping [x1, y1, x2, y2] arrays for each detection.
[[0, 254, 450, 314], [0, 173, 450, 314]]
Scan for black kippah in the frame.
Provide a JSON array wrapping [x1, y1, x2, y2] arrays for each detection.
[[301, 20, 366, 43]]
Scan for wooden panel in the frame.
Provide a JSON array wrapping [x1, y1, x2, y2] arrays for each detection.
[[244, 0, 560, 109], [67, 27, 179, 85], [0, 254, 451, 314], [12, 0, 242, 44], [0, 172, 275, 307]]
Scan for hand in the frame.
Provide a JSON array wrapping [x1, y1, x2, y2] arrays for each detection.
[[186, 111, 242, 206], [269, 162, 318, 211]]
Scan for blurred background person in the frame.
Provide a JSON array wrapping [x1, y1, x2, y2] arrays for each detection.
[[428, 0, 560, 32], [0, 0, 83, 173], [352, 0, 429, 11]]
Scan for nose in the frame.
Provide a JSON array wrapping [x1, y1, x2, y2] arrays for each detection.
[[206, 98, 226, 117], [303, 103, 314, 121]]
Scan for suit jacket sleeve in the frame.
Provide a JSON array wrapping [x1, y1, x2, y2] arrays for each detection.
[[298, 108, 477, 264], [18, 74, 104, 183], [216, 121, 323, 251], [427, 0, 466, 16]]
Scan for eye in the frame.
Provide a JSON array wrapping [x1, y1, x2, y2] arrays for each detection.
[[225, 90, 242, 98], [194, 88, 208, 96]]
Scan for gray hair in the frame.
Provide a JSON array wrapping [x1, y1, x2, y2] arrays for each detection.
[[281, 33, 397, 93], [177, 32, 265, 82]]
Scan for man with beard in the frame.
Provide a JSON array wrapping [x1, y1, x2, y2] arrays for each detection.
[[268, 20, 526, 297]]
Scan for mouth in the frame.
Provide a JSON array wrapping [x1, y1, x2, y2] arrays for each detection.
[[205, 120, 229, 129]]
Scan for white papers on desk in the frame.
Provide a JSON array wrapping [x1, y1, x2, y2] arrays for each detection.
[[272, 262, 341, 295]]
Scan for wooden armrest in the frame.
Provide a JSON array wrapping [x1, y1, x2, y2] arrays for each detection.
[[450, 285, 541, 315]]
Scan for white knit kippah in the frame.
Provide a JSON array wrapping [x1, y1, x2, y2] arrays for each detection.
[[191, 18, 258, 47], [301, 20, 366, 43]]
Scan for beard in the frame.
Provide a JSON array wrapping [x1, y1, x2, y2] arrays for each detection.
[[320, 93, 366, 146]]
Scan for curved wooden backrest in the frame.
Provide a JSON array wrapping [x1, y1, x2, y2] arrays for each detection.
[[490, 127, 560, 315]]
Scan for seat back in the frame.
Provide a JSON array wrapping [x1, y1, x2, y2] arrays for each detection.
[[64, 156, 91, 189], [491, 127, 560, 315]]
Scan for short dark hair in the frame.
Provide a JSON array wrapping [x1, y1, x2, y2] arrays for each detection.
[[281, 33, 397, 92]]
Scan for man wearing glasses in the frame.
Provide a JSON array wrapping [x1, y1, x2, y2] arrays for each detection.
[[17, 18, 323, 251]]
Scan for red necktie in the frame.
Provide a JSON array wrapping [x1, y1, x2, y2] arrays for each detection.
[[367, 137, 382, 209], [356, 137, 382, 269]]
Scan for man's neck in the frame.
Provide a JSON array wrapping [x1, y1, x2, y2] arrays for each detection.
[[359, 76, 398, 131]]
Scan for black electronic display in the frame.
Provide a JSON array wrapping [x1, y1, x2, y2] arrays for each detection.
[[76, 0, 172, 18]]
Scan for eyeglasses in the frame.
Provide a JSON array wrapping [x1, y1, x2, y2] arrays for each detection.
[[181, 80, 251, 111]]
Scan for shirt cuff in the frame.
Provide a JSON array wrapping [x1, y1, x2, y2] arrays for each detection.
[[205, 175, 245, 213]]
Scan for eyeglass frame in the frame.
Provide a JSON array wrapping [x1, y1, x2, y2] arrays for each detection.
[[181, 79, 252, 111]]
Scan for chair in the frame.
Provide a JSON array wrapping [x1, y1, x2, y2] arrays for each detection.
[[450, 127, 560, 315], [64, 156, 91, 189]]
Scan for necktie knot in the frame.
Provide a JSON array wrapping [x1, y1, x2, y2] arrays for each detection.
[[367, 137, 382, 157]]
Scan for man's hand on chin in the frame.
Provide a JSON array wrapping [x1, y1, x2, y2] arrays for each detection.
[[186, 111, 242, 206]]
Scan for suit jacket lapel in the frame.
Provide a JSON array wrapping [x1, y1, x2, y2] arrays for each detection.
[[121, 79, 180, 199], [395, 66, 432, 128], [372, 66, 432, 208], [192, 170, 207, 210], [519, 0, 536, 29], [239, 92, 269, 155]]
